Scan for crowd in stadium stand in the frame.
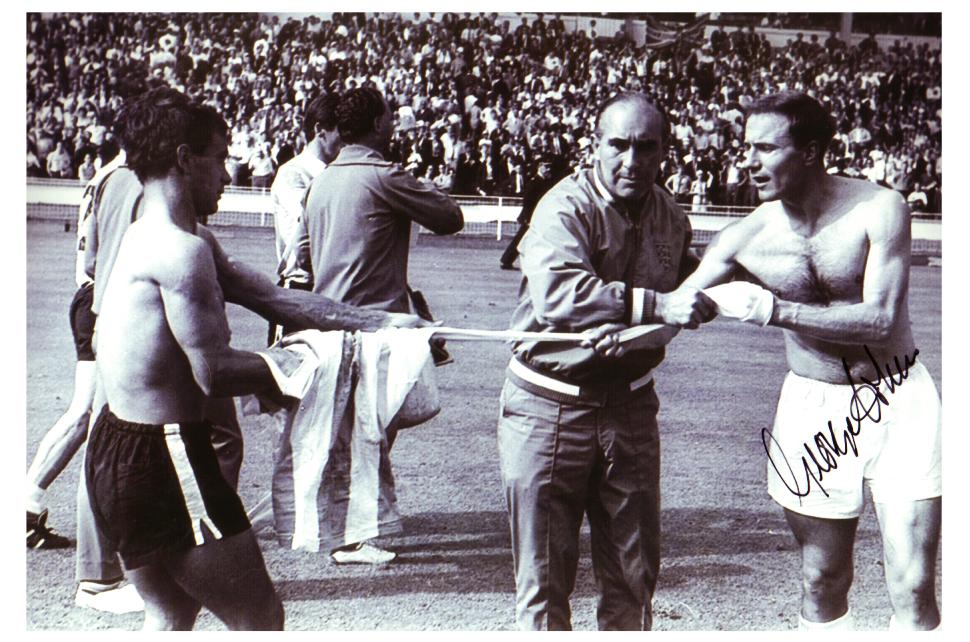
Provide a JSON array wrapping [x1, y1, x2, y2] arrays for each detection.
[[731, 12, 941, 37], [26, 12, 942, 212]]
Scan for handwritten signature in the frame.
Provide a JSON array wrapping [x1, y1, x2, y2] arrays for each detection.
[[763, 346, 919, 498]]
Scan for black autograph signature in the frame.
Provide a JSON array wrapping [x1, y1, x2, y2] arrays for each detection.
[[763, 346, 919, 498]]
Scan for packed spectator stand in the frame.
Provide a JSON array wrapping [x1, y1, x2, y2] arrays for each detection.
[[26, 12, 942, 213]]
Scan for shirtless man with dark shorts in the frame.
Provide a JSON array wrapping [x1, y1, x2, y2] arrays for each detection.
[[683, 92, 941, 630], [86, 87, 423, 630]]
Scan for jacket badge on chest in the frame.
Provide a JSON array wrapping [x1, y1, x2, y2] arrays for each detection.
[[654, 242, 673, 270]]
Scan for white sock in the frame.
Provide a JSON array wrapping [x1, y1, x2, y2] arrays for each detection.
[[889, 614, 941, 631], [26, 481, 46, 515], [798, 608, 854, 630]]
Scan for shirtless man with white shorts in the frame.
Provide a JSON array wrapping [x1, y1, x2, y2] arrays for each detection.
[[682, 91, 941, 631], [86, 86, 423, 630]]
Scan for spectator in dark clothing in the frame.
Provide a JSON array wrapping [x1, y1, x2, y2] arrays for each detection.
[[499, 160, 561, 269]]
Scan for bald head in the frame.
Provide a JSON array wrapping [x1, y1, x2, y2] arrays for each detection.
[[595, 93, 667, 144], [594, 94, 666, 206]]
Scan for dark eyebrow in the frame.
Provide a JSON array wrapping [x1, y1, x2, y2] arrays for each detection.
[[607, 137, 658, 148]]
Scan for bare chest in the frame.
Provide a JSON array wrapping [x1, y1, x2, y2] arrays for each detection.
[[737, 219, 868, 305]]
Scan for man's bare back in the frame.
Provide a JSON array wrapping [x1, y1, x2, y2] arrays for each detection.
[[96, 214, 234, 423], [692, 175, 915, 383]]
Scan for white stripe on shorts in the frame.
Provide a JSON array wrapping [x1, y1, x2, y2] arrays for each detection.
[[164, 424, 223, 545]]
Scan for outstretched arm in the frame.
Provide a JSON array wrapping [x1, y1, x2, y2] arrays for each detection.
[[682, 220, 746, 290], [198, 226, 426, 331]]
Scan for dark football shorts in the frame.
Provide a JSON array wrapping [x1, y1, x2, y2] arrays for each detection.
[[85, 406, 251, 569], [69, 282, 96, 361]]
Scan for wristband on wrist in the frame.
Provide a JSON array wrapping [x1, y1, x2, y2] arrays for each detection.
[[631, 287, 645, 325]]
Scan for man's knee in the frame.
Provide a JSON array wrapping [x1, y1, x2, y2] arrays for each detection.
[[885, 563, 936, 609], [228, 592, 284, 631], [801, 560, 853, 602], [244, 592, 284, 631], [142, 601, 201, 631]]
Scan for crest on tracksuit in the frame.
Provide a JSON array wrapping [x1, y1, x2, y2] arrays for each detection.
[[654, 242, 673, 270]]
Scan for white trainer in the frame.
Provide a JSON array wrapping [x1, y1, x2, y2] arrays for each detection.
[[331, 542, 397, 565], [75, 582, 145, 614]]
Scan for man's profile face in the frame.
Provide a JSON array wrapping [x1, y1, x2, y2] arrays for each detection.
[[321, 128, 342, 164], [188, 132, 231, 221], [376, 98, 395, 150], [742, 113, 807, 202], [594, 99, 664, 205]]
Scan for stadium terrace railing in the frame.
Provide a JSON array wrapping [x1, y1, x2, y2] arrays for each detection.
[[26, 178, 941, 256]]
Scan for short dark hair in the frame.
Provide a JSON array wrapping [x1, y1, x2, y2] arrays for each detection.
[[335, 87, 386, 144], [303, 92, 341, 142], [116, 86, 228, 182], [746, 91, 836, 162], [594, 92, 669, 146]]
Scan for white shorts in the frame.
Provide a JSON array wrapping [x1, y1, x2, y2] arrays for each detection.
[[765, 361, 941, 519]]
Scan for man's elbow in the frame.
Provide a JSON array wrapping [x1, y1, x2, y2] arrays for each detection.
[[203, 353, 247, 398], [868, 310, 896, 344], [192, 358, 215, 397], [430, 209, 464, 235]]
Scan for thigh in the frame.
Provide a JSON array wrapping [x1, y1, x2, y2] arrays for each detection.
[[587, 392, 661, 587], [497, 380, 594, 507], [866, 363, 941, 504], [784, 508, 859, 572], [595, 390, 661, 511], [30, 362, 97, 486], [874, 497, 941, 582], [69, 283, 96, 361], [168, 529, 282, 630], [128, 562, 201, 630]]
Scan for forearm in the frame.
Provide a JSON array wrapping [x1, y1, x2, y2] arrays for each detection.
[[771, 299, 894, 344], [209, 349, 280, 398], [527, 268, 630, 328], [219, 256, 393, 331], [244, 286, 393, 332]]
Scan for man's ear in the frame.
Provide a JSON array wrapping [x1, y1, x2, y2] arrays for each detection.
[[175, 143, 193, 174], [802, 141, 820, 166]]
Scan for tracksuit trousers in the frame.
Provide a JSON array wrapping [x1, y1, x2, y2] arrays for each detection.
[[497, 377, 661, 630]]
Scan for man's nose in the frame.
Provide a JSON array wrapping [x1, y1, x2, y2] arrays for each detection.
[[620, 148, 637, 167]]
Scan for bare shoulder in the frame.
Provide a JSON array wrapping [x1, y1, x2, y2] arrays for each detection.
[[834, 176, 907, 215], [708, 202, 773, 255], [832, 176, 909, 237], [128, 220, 215, 286]]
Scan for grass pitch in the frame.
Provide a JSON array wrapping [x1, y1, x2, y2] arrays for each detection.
[[26, 221, 942, 630]]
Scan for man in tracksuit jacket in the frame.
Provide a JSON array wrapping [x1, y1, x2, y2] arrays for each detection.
[[498, 92, 716, 630]]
